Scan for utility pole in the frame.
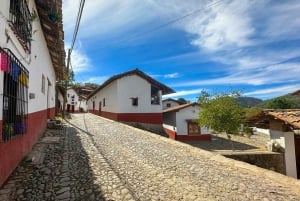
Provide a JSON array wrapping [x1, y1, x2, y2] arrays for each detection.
[[62, 49, 71, 119]]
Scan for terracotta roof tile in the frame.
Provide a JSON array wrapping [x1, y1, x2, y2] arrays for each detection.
[[163, 103, 198, 113], [265, 109, 300, 129]]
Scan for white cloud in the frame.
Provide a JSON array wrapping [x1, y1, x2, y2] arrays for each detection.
[[62, 0, 300, 99], [244, 84, 300, 99], [163, 88, 205, 99], [70, 48, 91, 73], [172, 62, 300, 87], [262, 1, 300, 40], [186, 0, 255, 51], [164, 72, 180, 78], [148, 72, 181, 79]]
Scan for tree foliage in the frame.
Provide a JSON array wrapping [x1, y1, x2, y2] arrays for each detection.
[[198, 90, 245, 150], [244, 107, 262, 120], [177, 97, 188, 104], [264, 97, 293, 109]]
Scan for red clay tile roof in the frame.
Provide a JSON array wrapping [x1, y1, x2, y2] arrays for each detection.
[[266, 109, 300, 129], [163, 103, 198, 113]]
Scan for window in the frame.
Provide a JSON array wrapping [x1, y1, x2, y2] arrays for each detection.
[[1, 48, 29, 142], [9, 0, 32, 53], [131, 97, 138, 106], [41, 75, 45, 94], [151, 85, 160, 105], [166, 103, 171, 108], [187, 121, 200, 135], [103, 98, 106, 107]]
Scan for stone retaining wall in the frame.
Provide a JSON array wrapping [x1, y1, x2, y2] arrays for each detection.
[[224, 152, 286, 175]]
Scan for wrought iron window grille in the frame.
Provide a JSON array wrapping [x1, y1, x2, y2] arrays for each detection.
[[9, 0, 33, 53], [1, 47, 29, 142]]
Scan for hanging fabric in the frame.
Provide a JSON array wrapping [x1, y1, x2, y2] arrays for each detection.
[[1, 52, 7, 72]]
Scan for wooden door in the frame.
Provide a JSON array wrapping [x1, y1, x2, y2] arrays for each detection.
[[187, 122, 200, 135]]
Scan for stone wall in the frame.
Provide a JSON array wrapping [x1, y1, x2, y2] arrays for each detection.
[[223, 152, 286, 175]]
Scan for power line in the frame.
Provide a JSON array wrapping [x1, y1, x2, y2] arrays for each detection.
[[97, 0, 223, 49], [70, 0, 85, 52]]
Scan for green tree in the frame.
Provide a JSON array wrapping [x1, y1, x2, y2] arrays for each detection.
[[244, 107, 262, 120], [198, 90, 245, 150], [265, 97, 293, 109], [177, 97, 188, 104]]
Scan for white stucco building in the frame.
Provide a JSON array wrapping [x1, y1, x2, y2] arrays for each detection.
[[66, 87, 87, 113], [87, 69, 174, 129], [162, 98, 182, 110], [252, 110, 300, 179], [0, 0, 65, 186], [163, 103, 211, 141]]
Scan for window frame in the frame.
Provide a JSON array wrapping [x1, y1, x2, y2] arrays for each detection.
[[131, 97, 138, 106], [9, 0, 33, 53], [151, 85, 160, 105], [1, 48, 29, 142]]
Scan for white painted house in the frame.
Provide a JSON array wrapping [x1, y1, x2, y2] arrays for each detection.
[[252, 110, 300, 179], [87, 69, 174, 129], [162, 98, 182, 110], [0, 0, 65, 186], [66, 87, 87, 113], [163, 103, 211, 141]]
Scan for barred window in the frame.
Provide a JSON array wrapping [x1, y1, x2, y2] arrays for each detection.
[[9, 0, 32, 53], [1, 48, 29, 142]]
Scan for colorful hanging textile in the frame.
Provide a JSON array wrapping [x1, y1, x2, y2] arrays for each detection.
[[1, 52, 7, 72], [12, 62, 20, 81]]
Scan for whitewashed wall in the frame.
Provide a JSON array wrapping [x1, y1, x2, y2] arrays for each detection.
[[256, 128, 270, 135], [0, 1, 56, 115], [57, 90, 64, 110], [270, 129, 285, 147], [176, 105, 199, 135], [284, 132, 297, 178], [66, 88, 79, 110], [78, 99, 87, 112], [88, 80, 118, 112], [117, 75, 162, 113], [162, 100, 180, 110]]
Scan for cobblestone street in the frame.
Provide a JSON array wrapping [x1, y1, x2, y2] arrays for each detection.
[[1, 113, 300, 201]]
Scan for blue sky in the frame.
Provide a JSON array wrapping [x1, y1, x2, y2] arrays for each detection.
[[62, 0, 300, 102]]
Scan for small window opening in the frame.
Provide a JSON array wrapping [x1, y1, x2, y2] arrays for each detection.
[[151, 85, 160, 105], [131, 97, 138, 106]]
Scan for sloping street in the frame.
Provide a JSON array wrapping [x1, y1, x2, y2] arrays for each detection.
[[1, 113, 300, 201]]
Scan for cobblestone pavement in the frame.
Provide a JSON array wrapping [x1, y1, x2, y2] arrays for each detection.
[[1, 113, 300, 201]]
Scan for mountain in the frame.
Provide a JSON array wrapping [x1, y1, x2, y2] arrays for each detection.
[[258, 90, 300, 109], [235, 97, 263, 107]]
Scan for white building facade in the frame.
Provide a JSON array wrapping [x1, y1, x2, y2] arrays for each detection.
[[162, 98, 181, 110], [163, 103, 211, 141], [66, 87, 87, 113], [0, 0, 65, 186], [87, 69, 174, 128]]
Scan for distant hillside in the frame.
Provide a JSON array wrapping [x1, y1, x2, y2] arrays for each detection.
[[235, 97, 263, 107], [259, 90, 300, 109]]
